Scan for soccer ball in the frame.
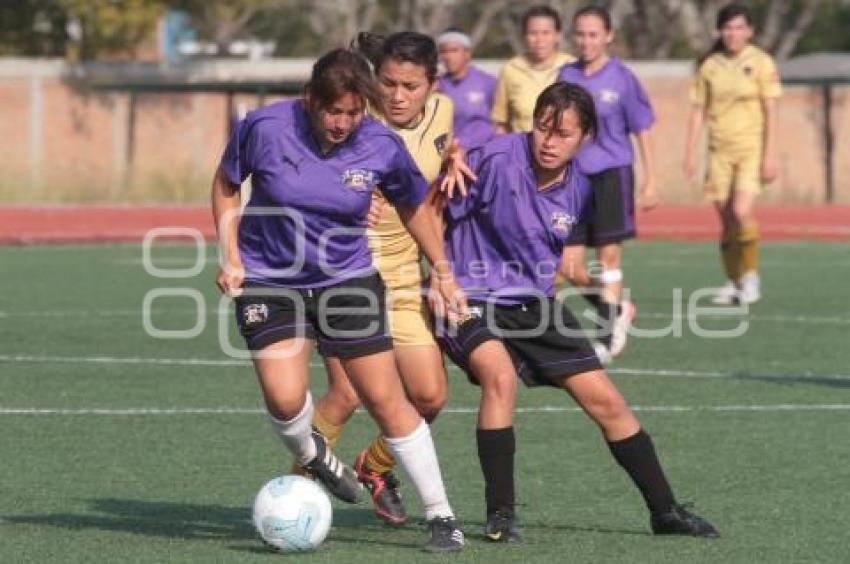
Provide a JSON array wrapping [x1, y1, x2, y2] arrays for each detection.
[[252, 475, 333, 552]]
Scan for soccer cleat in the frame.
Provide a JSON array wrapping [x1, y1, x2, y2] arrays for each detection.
[[737, 272, 761, 305], [711, 280, 739, 305], [302, 431, 361, 504], [609, 300, 636, 357], [423, 516, 465, 553], [485, 508, 522, 543], [651, 503, 720, 538], [354, 450, 408, 526]]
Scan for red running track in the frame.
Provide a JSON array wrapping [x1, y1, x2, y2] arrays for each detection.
[[0, 204, 848, 245]]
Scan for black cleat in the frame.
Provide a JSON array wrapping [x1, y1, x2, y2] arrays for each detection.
[[354, 450, 408, 526], [423, 516, 465, 553], [485, 508, 522, 543], [651, 503, 719, 538], [302, 431, 361, 504]]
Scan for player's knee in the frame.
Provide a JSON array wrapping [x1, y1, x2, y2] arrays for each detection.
[[411, 389, 446, 422], [480, 369, 518, 405], [587, 392, 630, 426]]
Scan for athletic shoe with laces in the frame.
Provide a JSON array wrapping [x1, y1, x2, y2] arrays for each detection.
[[423, 516, 465, 553], [302, 431, 361, 504], [651, 503, 719, 538], [609, 300, 636, 357], [711, 280, 738, 305], [354, 450, 408, 526], [485, 508, 522, 543]]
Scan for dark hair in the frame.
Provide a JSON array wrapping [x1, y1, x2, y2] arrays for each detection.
[[698, 3, 754, 65], [522, 5, 562, 33], [354, 31, 439, 82], [573, 5, 612, 32], [533, 82, 598, 138], [305, 48, 379, 110], [717, 2, 753, 29]]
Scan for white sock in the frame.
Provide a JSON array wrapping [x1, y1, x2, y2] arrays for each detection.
[[385, 420, 454, 521], [267, 392, 317, 465]]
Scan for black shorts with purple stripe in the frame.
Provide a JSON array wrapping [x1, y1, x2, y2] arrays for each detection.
[[437, 298, 602, 388], [567, 165, 636, 246], [234, 272, 392, 359]]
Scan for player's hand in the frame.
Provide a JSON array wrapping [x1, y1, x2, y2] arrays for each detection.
[[366, 197, 385, 227], [640, 177, 659, 212], [216, 260, 244, 297], [761, 157, 778, 184], [429, 272, 467, 323], [440, 139, 477, 199]]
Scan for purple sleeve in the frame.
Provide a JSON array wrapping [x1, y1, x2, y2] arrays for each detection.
[[379, 142, 429, 208], [624, 70, 655, 134], [219, 118, 256, 186], [445, 148, 494, 220]]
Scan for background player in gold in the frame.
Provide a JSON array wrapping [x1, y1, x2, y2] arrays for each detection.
[[492, 5, 574, 133], [684, 3, 781, 305], [298, 31, 462, 527]]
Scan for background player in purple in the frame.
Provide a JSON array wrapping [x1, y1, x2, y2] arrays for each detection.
[[437, 82, 717, 543], [436, 29, 497, 149], [557, 6, 659, 362], [211, 48, 465, 553]]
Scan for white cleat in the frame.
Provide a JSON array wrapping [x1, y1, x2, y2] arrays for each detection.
[[609, 301, 636, 358], [711, 280, 738, 305], [738, 272, 761, 305]]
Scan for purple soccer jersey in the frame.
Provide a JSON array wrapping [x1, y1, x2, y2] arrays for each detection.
[[557, 58, 654, 174], [437, 66, 497, 149], [219, 99, 429, 288], [444, 133, 592, 304]]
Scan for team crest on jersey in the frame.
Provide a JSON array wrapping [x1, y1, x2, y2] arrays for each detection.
[[551, 211, 577, 233], [467, 90, 485, 105], [243, 303, 269, 326], [434, 133, 449, 155], [599, 89, 620, 104], [340, 168, 377, 191]]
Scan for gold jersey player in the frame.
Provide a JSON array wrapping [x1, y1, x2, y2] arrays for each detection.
[[491, 5, 574, 133], [684, 3, 782, 305], [294, 31, 458, 527]]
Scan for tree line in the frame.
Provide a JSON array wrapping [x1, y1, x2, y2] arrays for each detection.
[[2, 0, 848, 61]]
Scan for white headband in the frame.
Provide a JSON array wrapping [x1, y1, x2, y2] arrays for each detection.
[[436, 31, 472, 49]]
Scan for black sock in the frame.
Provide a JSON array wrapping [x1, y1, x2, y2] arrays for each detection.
[[584, 293, 621, 346], [477, 427, 515, 514], [608, 429, 676, 515]]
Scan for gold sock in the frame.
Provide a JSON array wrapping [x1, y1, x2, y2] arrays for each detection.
[[289, 405, 346, 475], [363, 435, 396, 475], [738, 221, 760, 275], [720, 230, 742, 282]]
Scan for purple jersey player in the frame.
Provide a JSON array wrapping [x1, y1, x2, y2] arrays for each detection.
[[556, 6, 659, 361], [436, 81, 718, 544], [437, 30, 497, 149], [211, 48, 465, 553]]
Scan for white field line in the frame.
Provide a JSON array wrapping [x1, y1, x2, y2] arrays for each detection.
[[2, 353, 850, 381], [2, 404, 850, 416]]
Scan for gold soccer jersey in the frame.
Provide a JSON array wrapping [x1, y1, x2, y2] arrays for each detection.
[[690, 45, 782, 197], [491, 52, 575, 133], [369, 93, 453, 345]]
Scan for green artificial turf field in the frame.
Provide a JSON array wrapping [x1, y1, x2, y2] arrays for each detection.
[[1, 241, 849, 563]]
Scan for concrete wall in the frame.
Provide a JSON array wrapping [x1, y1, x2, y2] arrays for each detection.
[[1, 58, 846, 204]]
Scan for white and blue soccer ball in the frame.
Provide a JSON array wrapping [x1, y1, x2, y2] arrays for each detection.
[[252, 475, 333, 552]]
